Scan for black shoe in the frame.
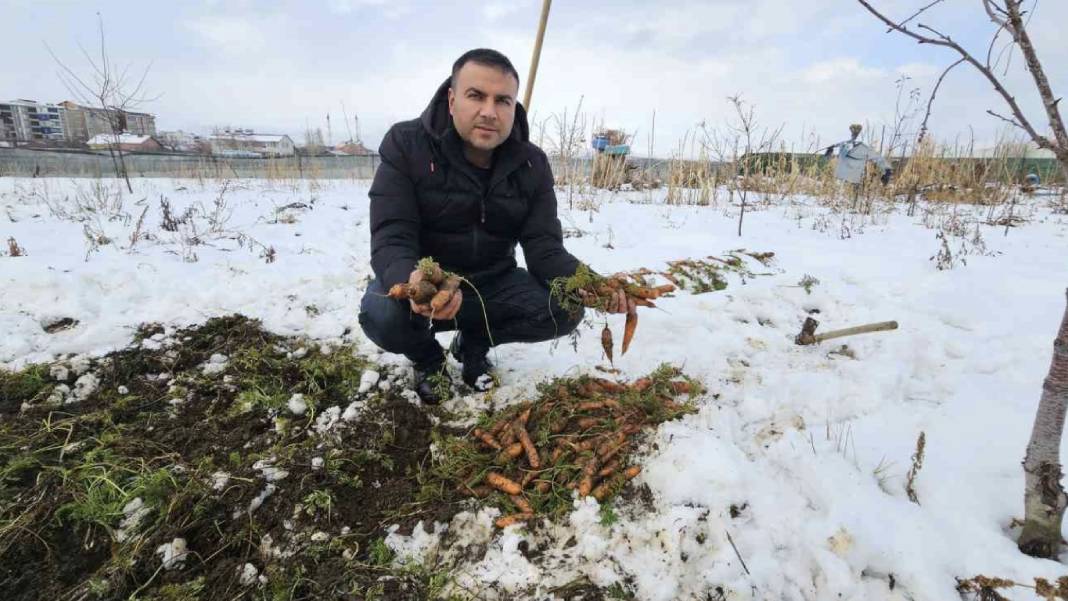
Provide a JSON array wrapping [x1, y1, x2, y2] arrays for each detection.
[[449, 333, 495, 391], [412, 359, 451, 405]]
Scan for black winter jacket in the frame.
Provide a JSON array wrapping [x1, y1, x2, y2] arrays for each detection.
[[368, 78, 580, 289]]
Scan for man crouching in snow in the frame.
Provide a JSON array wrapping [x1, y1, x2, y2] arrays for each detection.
[[359, 48, 631, 404]]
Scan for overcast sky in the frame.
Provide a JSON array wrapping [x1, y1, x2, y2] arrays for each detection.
[[3, 0, 1065, 156]]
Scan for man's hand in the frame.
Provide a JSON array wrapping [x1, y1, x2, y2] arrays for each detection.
[[407, 268, 463, 320], [579, 288, 636, 315]]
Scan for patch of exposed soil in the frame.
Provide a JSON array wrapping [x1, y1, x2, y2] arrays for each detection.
[[0, 315, 456, 601]]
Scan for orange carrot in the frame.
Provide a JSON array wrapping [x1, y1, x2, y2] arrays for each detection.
[[623, 465, 642, 480], [578, 476, 594, 497], [576, 417, 600, 430], [577, 400, 605, 412], [632, 377, 652, 392], [621, 311, 637, 355], [516, 427, 540, 469], [495, 512, 533, 528], [593, 378, 627, 394], [510, 495, 534, 514], [485, 472, 522, 496], [472, 428, 502, 450], [430, 289, 454, 312], [534, 479, 551, 494], [387, 283, 410, 299]]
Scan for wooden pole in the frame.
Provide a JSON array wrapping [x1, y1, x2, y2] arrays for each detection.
[[523, 0, 552, 111]]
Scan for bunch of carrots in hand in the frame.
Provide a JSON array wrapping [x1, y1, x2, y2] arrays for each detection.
[[387, 258, 462, 319], [557, 265, 676, 360]]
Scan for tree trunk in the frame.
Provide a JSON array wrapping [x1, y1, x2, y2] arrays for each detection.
[[1019, 289, 1068, 558]]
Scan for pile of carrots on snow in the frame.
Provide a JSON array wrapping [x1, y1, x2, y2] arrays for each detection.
[[439, 367, 701, 528]]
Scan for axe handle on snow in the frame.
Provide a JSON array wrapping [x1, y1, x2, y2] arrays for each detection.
[[796, 318, 898, 345]]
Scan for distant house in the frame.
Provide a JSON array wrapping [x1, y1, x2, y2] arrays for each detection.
[[87, 133, 164, 152], [209, 129, 295, 157], [334, 141, 374, 156]]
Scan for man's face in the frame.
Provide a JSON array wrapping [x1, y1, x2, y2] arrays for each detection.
[[448, 62, 518, 154]]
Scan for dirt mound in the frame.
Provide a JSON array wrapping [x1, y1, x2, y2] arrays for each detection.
[[0, 315, 448, 600]]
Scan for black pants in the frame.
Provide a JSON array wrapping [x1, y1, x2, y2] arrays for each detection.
[[358, 268, 585, 366]]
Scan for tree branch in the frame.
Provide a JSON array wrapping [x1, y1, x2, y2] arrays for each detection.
[[918, 58, 964, 143], [855, 0, 1048, 149], [896, 0, 946, 31]]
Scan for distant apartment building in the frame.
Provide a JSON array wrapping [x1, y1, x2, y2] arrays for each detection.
[[210, 129, 295, 157], [0, 99, 67, 145], [58, 101, 157, 143]]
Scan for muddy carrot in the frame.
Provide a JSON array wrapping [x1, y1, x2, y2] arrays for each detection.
[[632, 377, 652, 392], [387, 283, 410, 299], [463, 485, 494, 498], [521, 470, 537, 487], [669, 380, 696, 395], [486, 472, 522, 496], [496, 442, 524, 464], [621, 311, 637, 355], [598, 460, 621, 478], [410, 280, 438, 305], [601, 324, 614, 364], [488, 417, 510, 436], [510, 495, 534, 514], [623, 465, 641, 480]]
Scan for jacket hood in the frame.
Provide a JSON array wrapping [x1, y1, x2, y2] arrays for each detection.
[[419, 77, 530, 145]]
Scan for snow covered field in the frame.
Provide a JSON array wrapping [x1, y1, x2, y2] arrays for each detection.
[[2, 176, 1067, 600]]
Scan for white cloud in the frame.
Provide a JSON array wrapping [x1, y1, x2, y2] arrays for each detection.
[[183, 15, 270, 53], [801, 58, 885, 84], [483, 1, 529, 22]]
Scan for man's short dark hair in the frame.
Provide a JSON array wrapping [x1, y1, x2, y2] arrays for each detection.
[[451, 49, 520, 88]]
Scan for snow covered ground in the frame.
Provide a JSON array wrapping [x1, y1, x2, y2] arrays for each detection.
[[2, 176, 1067, 600]]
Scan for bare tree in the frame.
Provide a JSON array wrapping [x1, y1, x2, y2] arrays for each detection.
[[48, 13, 156, 193], [855, 0, 1068, 183], [724, 95, 782, 236], [549, 97, 587, 209], [1018, 290, 1068, 558]]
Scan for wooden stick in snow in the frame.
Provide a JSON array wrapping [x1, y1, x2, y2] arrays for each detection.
[[795, 317, 899, 346]]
